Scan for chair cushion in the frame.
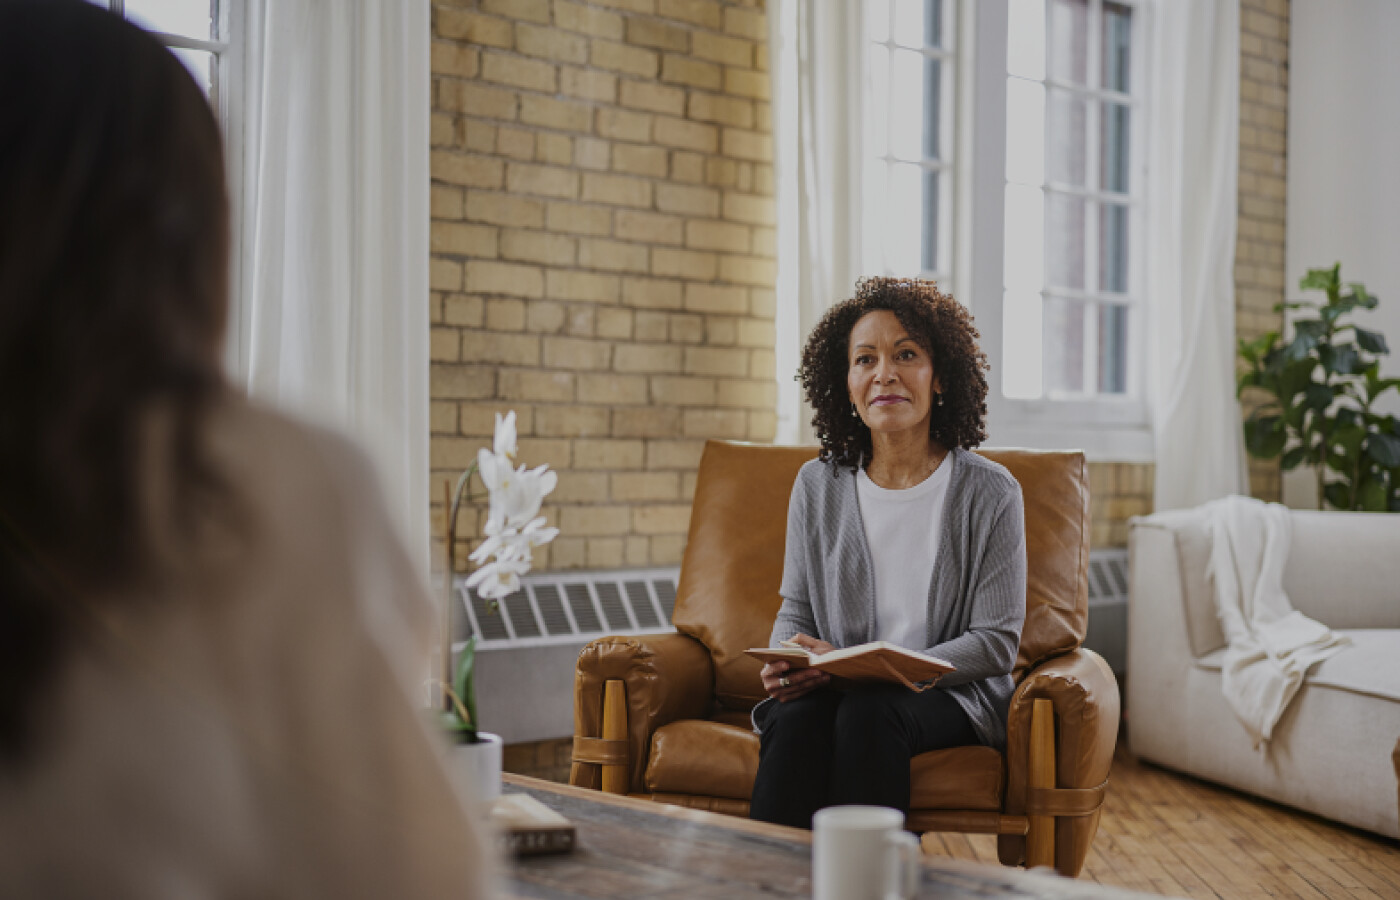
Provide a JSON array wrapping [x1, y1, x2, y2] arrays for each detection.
[[977, 449, 1090, 676], [646, 719, 758, 801], [909, 745, 1005, 810], [671, 442, 817, 711], [644, 718, 1005, 812]]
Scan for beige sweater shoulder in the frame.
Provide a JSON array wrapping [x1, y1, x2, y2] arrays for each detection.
[[0, 395, 492, 899]]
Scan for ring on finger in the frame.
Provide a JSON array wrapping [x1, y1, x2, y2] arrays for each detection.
[[779, 676, 790, 688]]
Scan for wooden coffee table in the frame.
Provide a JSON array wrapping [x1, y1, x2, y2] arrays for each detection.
[[500, 774, 1170, 899]]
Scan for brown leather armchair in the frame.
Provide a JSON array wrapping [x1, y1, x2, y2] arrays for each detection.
[[570, 440, 1119, 877]]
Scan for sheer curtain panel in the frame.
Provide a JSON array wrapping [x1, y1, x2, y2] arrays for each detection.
[[1146, 0, 1248, 510], [769, 0, 866, 444], [229, 0, 432, 566]]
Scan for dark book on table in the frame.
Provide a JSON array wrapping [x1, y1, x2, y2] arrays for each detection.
[[491, 794, 576, 857]]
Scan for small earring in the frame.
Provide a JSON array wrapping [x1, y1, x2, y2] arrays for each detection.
[[936, 392, 944, 407], [851, 403, 859, 418]]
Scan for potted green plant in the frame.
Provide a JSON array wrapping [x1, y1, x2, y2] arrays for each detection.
[[1237, 263, 1400, 510], [438, 411, 558, 802]]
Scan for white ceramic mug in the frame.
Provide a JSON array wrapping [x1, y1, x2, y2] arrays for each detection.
[[812, 805, 922, 900]]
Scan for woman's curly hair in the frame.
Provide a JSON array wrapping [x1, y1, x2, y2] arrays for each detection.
[[799, 277, 988, 471]]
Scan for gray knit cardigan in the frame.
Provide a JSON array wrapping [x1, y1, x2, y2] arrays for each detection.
[[763, 448, 1027, 749]]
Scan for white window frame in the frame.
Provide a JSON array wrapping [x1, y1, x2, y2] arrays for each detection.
[[860, 0, 960, 287], [857, 0, 1155, 461]]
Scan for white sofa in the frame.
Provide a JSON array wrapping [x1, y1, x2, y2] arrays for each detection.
[[1128, 507, 1400, 839]]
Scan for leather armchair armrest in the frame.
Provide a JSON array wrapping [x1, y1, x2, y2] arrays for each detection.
[[998, 648, 1120, 875], [570, 632, 715, 794]]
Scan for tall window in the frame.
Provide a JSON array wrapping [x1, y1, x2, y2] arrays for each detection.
[[1003, 0, 1142, 403], [87, 0, 228, 102], [841, 0, 1151, 458], [862, 0, 958, 284]]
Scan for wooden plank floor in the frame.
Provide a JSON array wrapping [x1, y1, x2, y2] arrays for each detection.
[[920, 747, 1400, 899]]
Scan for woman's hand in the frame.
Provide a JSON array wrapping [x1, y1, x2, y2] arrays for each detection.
[[761, 635, 834, 702], [761, 661, 830, 702], [786, 633, 836, 656]]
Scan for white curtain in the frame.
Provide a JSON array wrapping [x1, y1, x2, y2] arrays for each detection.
[[769, 0, 865, 445], [1147, 0, 1249, 511], [228, 0, 431, 567]]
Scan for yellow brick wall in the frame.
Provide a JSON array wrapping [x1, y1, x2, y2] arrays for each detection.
[[429, 0, 776, 571], [430, 0, 1288, 559], [1237, 0, 1288, 503]]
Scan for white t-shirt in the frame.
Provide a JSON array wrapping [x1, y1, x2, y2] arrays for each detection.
[[855, 453, 952, 651]]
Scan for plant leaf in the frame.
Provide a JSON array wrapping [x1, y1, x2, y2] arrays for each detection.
[[1354, 327, 1389, 354], [1350, 282, 1379, 309], [1319, 343, 1360, 375], [1358, 477, 1389, 511], [1303, 382, 1333, 410], [1323, 481, 1352, 510], [1243, 416, 1287, 459], [1367, 432, 1400, 467], [451, 634, 479, 738], [1281, 446, 1308, 471], [1300, 266, 1338, 293]]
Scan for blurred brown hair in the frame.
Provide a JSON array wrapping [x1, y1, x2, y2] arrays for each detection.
[[0, 0, 231, 763]]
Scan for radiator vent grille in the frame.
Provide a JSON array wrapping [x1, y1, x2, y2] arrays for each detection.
[[453, 567, 681, 650]]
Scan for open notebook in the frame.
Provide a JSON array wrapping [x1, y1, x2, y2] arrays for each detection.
[[744, 640, 954, 691]]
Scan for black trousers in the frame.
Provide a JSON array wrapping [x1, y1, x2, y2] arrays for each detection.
[[748, 685, 978, 829]]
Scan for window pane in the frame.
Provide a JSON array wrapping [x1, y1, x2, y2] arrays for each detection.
[[890, 49, 924, 160], [885, 163, 924, 273], [125, 0, 214, 41], [1048, 0, 1088, 85], [1045, 193, 1085, 291], [1007, 0, 1046, 81], [1100, 102, 1130, 193], [1043, 296, 1086, 395], [1004, 184, 1045, 292], [923, 58, 942, 160], [1098, 202, 1129, 293], [867, 0, 891, 43], [1003, 291, 1044, 399], [1047, 89, 1087, 186], [1097, 303, 1129, 394], [1005, 78, 1045, 185], [893, 0, 926, 48], [869, 44, 890, 158], [862, 158, 889, 275], [1102, 2, 1132, 92], [922, 169, 940, 273], [926, 0, 944, 48]]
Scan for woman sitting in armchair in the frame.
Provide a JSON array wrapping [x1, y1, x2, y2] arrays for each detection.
[[750, 276, 1027, 829]]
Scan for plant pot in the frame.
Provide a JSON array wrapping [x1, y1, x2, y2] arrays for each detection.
[[451, 731, 503, 805]]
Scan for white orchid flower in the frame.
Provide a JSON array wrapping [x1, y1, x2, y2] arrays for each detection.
[[463, 409, 559, 604], [493, 410, 518, 461], [464, 556, 530, 600], [521, 516, 560, 547]]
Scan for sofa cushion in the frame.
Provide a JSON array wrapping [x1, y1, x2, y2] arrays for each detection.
[[1193, 628, 1400, 703], [1169, 510, 1228, 657], [644, 718, 1005, 811]]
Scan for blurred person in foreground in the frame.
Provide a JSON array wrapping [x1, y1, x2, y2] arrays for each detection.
[[0, 2, 490, 896]]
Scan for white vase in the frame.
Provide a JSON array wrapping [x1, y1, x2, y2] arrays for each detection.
[[451, 732, 503, 805]]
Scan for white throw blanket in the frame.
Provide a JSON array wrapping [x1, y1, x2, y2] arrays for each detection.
[[1204, 495, 1350, 748]]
